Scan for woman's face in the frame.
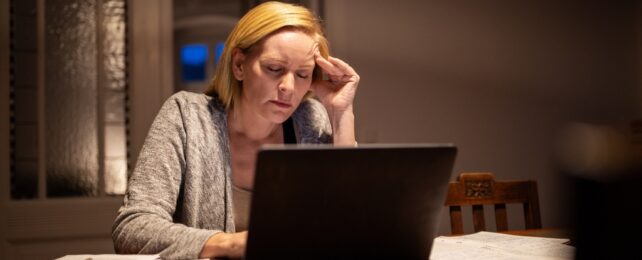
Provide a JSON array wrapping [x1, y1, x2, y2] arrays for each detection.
[[233, 29, 317, 124]]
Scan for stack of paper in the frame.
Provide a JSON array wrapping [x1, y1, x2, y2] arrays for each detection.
[[430, 231, 575, 260]]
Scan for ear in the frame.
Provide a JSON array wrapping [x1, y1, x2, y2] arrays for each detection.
[[231, 48, 245, 81]]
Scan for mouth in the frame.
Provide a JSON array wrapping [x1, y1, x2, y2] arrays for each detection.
[[269, 100, 292, 109]]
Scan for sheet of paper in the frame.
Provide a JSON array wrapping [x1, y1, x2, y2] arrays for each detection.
[[452, 231, 574, 258], [56, 254, 161, 260], [431, 237, 528, 260], [429, 231, 575, 260]]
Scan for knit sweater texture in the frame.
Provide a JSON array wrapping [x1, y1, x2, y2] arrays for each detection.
[[112, 91, 332, 259]]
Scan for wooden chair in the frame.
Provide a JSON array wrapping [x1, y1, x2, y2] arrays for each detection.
[[444, 172, 542, 234]]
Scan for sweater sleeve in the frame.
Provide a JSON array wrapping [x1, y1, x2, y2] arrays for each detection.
[[293, 98, 333, 144], [112, 96, 218, 259]]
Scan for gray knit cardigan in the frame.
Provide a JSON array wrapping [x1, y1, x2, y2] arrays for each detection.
[[112, 91, 332, 259]]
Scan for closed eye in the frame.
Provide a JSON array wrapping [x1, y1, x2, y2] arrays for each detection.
[[267, 66, 282, 73]]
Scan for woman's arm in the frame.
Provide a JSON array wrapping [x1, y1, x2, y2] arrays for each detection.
[[112, 96, 220, 259], [328, 106, 355, 146], [199, 231, 248, 258], [312, 53, 360, 146]]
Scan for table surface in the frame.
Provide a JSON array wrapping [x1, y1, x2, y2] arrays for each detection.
[[500, 228, 573, 245], [500, 228, 570, 238]]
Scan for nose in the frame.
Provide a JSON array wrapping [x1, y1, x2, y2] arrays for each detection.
[[278, 73, 295, 98]]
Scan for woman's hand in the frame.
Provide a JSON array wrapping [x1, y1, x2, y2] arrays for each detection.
[[199, 231, 248, 259], [312, 52, 360, 114], [312, 52, 359, 146]]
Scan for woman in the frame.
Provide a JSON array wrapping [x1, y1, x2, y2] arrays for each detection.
[[112, 1, 359, 259]]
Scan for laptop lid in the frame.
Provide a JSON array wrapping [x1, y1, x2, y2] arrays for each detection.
[[244, 144, 457, 259]]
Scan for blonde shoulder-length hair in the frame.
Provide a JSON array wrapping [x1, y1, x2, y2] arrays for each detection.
[[204, 1, 330, 109]]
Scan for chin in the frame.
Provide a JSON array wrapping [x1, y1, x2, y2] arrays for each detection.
[[267, 109, 294, 124]]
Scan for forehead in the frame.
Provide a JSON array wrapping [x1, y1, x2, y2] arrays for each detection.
[[253, 30, 316, 65]]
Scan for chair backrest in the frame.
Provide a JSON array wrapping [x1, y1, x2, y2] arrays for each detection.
[[444, 172, 542, 234]]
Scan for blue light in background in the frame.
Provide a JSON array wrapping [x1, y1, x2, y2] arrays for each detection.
[[182, 44, 208, 65], [215, 42, 225, 65], [181, 43, 208, 82]]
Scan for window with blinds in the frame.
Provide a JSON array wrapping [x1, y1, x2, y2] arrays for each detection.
[[9, 0, 128, 199]]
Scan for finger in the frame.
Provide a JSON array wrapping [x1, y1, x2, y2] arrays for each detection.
[[328, 56, 358, 77], [310, 43, 319, 55], [328, 75, 343, 82], [315, 52, 343, 76], [310, 79, 335, 94], [315, 52, 340, 75]]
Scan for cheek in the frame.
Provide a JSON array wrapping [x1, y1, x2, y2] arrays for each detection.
[[295, 80, 312, 96], [243, 68, 272, 97], [300, 76, 313, 88]]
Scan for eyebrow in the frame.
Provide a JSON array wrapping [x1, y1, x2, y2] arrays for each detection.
[[260, 57, 315, 69], [298, 63, 315, 69], [260, 57, 287, 64]]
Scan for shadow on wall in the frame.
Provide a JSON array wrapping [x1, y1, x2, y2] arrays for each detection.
[[556, 122, 642, 259]]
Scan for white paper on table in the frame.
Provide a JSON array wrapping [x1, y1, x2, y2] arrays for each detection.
[[429, 231, 575, 260], [56, 254, 161, 260]]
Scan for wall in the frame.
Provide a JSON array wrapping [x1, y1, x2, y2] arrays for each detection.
[[1, 0, 10, 257], [638, 0, 642, 115], [325, 0, 640, 234]]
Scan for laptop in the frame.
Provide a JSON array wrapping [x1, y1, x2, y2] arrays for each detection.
[[244, 144, 457, 259]]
